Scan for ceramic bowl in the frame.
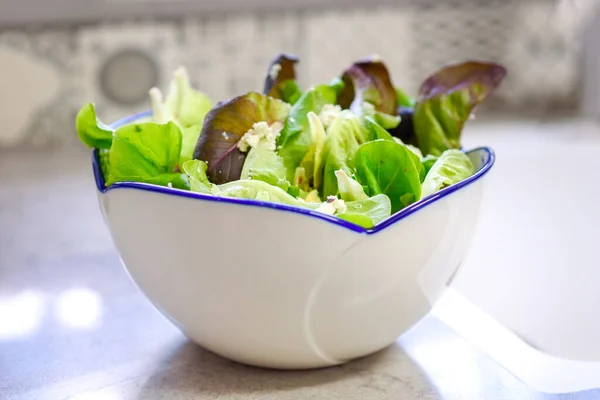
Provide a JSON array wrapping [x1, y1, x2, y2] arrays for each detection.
[[93, 111, 495, 369]]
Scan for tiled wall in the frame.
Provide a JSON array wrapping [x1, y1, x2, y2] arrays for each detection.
[[0, 0, 597, 148]]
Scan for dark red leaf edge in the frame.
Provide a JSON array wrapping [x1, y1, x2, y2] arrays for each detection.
[[338, 56, 398, 115], [418, 61, 507, 103], [263, 53, 299, 99]]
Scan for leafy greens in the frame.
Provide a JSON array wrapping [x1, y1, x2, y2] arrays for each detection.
[[75, 55, 505, 229]]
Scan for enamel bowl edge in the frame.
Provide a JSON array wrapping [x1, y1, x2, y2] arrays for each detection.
[[94, 110, 495, 369]]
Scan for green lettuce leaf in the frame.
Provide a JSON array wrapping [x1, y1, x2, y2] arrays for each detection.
[[193, 92, 290, 184], [98, 149, 111, 179], [294, 111, 328, 190], [362, 102, 400, 130], [355, 139, 422, 213], [338, 57, 398, 116], [278, 79, 344, 180], [280, 80, 302, 105], [334, 169, 368, 201], [421, 149, 475, 198], [321, 110, 369, 197], [393, 140, 425, 182], [373, 111, 400, 130], [337, 194, 392, 228], [421, 154, 439, 176], [154, 67, 213, 128], [183, 159, 390, 229], [76, 103, 113, 149], [180, 124, 202, 165], [263, 54, 299, 100], [396, 87, 416, 108], [364, 116, 394, 142], [182, 159, 212, 193], [215, 179, 310, 208], [108, 121, 189, 189], [241, 144, 290, 191], [184, 159, 312, 208], [413, 61, 507, 156]]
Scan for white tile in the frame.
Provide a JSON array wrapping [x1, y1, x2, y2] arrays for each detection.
[[0, 45, 61, 146], [304, 7, 414, 93]]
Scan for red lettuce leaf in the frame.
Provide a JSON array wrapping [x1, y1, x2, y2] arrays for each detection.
[[193, 92, 290, 184], [413, 61, 507, 156], [338, 57, 397, 116], [418, 61, 507, 102], [263, 53, 299, 100]]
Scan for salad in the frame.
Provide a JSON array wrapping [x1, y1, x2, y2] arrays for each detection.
[[76, 54, 507, 229]]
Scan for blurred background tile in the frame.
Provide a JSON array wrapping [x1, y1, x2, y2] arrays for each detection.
[[0, 0, 598, 148]]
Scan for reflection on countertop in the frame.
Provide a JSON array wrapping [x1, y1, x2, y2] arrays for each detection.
[[1, 120, 599, 400]]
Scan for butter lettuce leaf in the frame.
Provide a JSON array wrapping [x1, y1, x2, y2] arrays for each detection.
[[278, 78, 344, 180], [160, 67, 213, 128], [180, 124, 203, 165], [321, 110, 369, 197], [214, 179, 311, 208], [421, 149, 475, 198], [421, 154, 439, 177], [337, 194, 392, 228], [182, 159, 212, 193], [241, 144, 290, 191], [296, 111, 327, 190]]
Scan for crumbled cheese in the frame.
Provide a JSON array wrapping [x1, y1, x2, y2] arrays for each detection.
[[315, 195, 347, 215], [167, 182, 173, 188], [222, 131, 230, 140], [237, 121, 283, 152], [318, 104, 342, 128], [269, 63, 282, 80], [316, 202, 336, 215]]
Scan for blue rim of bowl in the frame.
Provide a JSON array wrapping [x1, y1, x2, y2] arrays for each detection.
[[93, 110, 495, 235]]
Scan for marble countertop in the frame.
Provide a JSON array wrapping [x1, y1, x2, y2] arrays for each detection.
[[0, 123, 598, 399]]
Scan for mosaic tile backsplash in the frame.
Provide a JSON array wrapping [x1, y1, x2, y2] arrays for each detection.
[[0, 1, 597, 148]]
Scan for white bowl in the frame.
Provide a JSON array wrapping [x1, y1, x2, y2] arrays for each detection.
[[93, 111, 495, 369]]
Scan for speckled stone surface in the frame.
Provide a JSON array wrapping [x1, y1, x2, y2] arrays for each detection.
[[0, 126, 598, 399]]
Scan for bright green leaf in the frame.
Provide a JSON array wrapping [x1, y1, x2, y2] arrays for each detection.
[[76, 103, 113, 149], [355, 140, 422, 213], [108, 121, 189, 189], [180, 124, 202, 165]]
